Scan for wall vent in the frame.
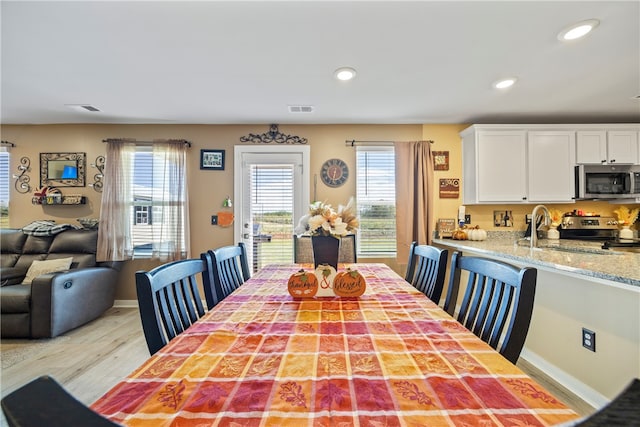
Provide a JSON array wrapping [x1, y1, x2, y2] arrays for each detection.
[[65, 104, 101, 112], [288, 105, 314, 113]]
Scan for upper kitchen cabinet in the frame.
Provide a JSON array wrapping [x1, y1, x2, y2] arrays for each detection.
[[527, 131, 575, 202], [462, 128, 528, 204], [461, 125, 576, 205], [576, 129, 639, 165]]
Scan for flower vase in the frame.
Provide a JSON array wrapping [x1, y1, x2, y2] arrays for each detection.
[[619, 225, 634, 241], [547, 226, 560, 240], [311, 235, 341, 270]]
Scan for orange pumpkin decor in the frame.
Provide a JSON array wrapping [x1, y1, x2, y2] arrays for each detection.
[[287, 269, 319, 298], [333, 268, 366, 297]]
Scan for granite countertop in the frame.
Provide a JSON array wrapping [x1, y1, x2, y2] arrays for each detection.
[[433, 234, 640, 289]]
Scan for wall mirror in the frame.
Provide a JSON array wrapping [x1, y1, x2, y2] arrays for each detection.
[[40, 152, 86, 187]]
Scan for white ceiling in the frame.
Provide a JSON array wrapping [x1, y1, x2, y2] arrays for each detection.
[[2, 0, 639, 125]]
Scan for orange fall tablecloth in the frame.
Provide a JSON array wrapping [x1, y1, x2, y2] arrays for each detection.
[[92, 263, 580, 426]]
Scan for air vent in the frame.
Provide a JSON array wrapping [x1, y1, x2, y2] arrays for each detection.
[[288, 105, 314, 113], [65, 104, 101, 112]]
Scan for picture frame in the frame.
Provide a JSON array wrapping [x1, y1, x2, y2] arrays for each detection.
[[433, 151, 449, 171], [200, 149, 225, 170]]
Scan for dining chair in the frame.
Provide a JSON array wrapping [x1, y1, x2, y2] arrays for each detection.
[[293, 234, 357, 263], [1, 375, 120, 427], [135, 258, 208, 355], [206, 243, 251, 306], [574, 377, 639, 426], [404, 242, 448, 304], [443, 251, 537, 364]]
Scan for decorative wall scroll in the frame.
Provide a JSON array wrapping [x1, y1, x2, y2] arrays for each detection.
[[90, 155, 105, 192], [240, 124, 308, 144], [14, 157, 32, 194]]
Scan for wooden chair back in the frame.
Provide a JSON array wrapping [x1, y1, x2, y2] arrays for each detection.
[[443, 251, 537, 364], [1, 375, 120, 427], [293, 234, 357, 263], [207, 243, 251, 305], [404, 242, 448, 304], [135, 258, 207, 355]]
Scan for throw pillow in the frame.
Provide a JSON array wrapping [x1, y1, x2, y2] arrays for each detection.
[[23, 257, 74, 285]]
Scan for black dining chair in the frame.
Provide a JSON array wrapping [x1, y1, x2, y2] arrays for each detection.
[[443, 251, 537, 364], [574, 377, 639, 426], [135, 258, 208, 355], [293, 234, 357, 264], [206, 243, 251, 306], [404, 242, 448, 304], [1, 375, 120, 427]]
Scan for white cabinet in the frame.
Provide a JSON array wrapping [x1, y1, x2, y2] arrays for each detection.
[[462, 129, 527, 204], [527, 131, 576, 202], [461, 126, 576, 204], [576, 130, 639, 164]]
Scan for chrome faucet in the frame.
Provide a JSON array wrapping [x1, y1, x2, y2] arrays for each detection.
[[530, 205, 551, 249]]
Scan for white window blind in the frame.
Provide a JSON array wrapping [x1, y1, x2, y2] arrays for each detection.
[[0, 151, 9, 227], [356, 146, 396, 256], [249, 164, 294, 271]]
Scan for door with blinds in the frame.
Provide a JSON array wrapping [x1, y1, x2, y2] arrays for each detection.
[[234, 146, 310, 272]]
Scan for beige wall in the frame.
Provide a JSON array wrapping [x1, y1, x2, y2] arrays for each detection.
[[1, 123, 427, 299], [1, 123, 631, 300]]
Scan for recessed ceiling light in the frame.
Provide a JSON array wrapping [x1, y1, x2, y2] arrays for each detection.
[[493, 78, 517, 90], [557, 19, 600, 41], [334, 67, 357, 81]]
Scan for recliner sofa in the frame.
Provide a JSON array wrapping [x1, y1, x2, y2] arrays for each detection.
[[1, 228, 122, 338]]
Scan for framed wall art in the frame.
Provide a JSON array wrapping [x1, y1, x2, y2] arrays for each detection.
[[200, 149, 225, 170], [433, 151, 449, 171]]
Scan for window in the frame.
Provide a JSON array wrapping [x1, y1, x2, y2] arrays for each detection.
[[0, 150, 9, 228], [130, 146, 186, 259], [356, 146, 396, 257], [98, 140, 189, 262]]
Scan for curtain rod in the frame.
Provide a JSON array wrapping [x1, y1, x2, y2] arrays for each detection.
[[102, 138, 191, 147], [345, 139, 434, 147], [1, 140, 16, 147]]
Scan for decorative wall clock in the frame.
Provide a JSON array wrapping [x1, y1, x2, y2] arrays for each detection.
[[320, 158, 349, 187]]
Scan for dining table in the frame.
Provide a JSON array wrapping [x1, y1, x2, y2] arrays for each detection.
[[91, 263, 581, 426]]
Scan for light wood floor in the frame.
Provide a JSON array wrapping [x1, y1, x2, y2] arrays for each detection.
[[1, 307, 595, 422]]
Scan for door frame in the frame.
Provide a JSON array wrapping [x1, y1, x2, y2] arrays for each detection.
[[233, 145, 311, 250]]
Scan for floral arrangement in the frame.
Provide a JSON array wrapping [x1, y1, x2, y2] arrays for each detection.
[[297, 198, 359, 237], [613, 206, 640, 227], [549, 209, 563, 227]]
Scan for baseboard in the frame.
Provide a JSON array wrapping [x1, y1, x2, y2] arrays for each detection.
[[114, 300, 138, 308], [520, 348, 609, 409]]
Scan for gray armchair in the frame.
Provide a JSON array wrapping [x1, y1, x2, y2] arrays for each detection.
[[1, 228, 122, 338]]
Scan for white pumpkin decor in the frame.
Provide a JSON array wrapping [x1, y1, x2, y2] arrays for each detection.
[[466, 226, 487, 241]]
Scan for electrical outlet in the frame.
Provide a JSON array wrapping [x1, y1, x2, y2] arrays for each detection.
[[582, 328, 596, 352], [211, 215, 218, 225], [465, 214, 471, 224], [525, 214, 532, 224]]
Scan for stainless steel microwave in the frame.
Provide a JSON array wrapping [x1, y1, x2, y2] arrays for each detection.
[[575, 164, 640, 199]]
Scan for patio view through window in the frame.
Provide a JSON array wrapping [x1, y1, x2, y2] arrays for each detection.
[[249, 164, 295, 271], [356, 146, 397, 257]]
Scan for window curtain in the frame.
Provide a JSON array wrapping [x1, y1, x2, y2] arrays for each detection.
[[97, 140, 190, 262], [394, 140, 434, 263], [97, 140, 133, 261]]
